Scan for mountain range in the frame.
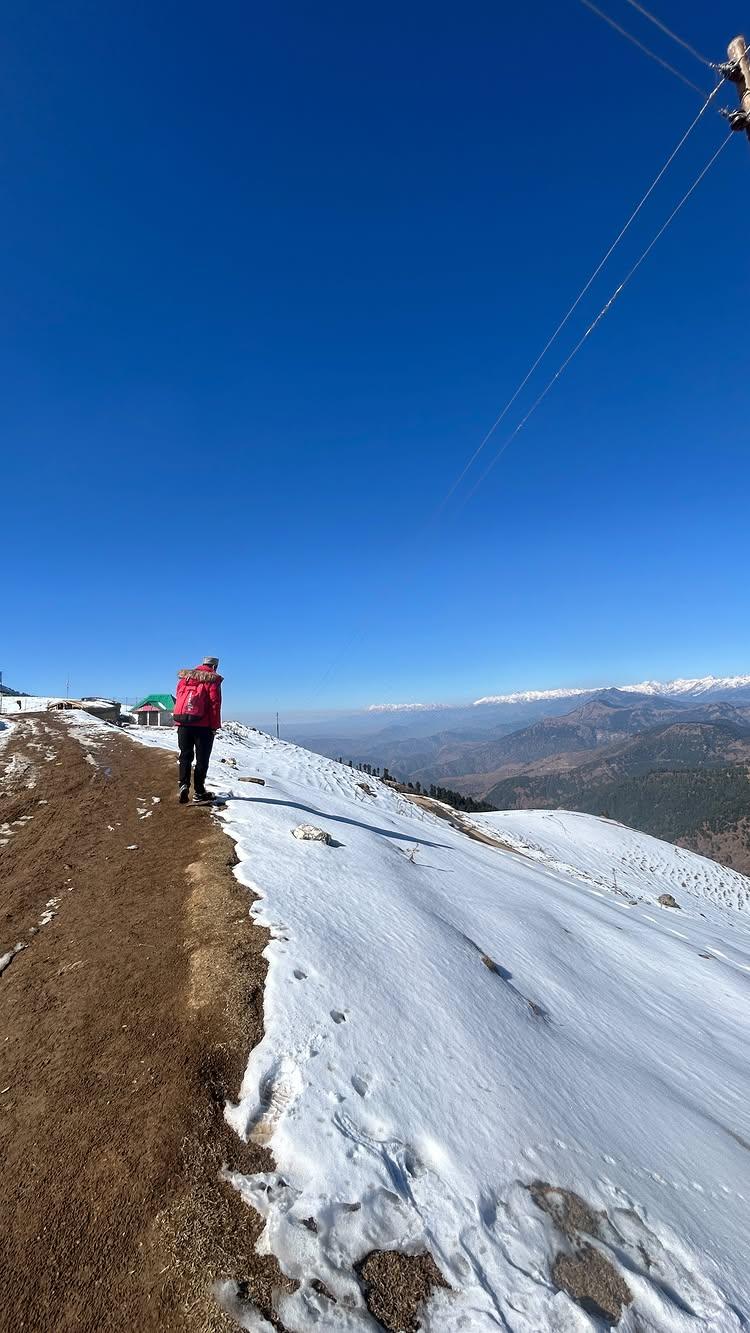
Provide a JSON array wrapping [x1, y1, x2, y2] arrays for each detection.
[[295, 679, 750, 784], [293, 673, 750, 744], [292, 676, 750, 876], [444, 693, 750, 790]]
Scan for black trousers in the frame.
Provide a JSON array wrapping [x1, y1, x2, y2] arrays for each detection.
[[177, 726, 215, 791]]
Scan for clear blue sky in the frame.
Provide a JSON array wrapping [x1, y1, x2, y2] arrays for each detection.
[[2, 0, 748, 719]]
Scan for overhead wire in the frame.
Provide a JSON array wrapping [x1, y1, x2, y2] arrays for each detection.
[[430, 75, 724, 520], [577, 0, 708, 96], [305, 25, 736, 702], [310, 123, 732, 702], [462, 131, 733, 502], [622, 0, 714, 69]]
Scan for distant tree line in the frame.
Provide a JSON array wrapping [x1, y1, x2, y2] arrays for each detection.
[[424, 783, 497, 814], [339, 758, 496, 813], [339, 759, 389, 779]]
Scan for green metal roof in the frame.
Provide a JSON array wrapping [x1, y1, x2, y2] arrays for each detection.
[[133, 694, 176, 710]]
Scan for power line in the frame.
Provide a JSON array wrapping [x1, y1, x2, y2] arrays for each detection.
[[623, 0, 713, 69], [307, 42, 735, 703], [310, 126, 732, 703], [463, 131, 733, 502], [578, 0, 708, 97], [431, 77, 724, 519]]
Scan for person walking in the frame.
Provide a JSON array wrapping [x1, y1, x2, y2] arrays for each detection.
[[174, 656, 223, 803]]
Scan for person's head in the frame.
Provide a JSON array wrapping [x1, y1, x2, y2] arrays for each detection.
[[203, 655, 219, 669]]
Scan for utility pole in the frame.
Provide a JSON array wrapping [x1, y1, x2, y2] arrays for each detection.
[[276, 711, 280, 740], [723, 36, 750, 141]]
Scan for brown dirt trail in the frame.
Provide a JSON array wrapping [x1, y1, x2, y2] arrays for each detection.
[[0, 715, 284, 1331]]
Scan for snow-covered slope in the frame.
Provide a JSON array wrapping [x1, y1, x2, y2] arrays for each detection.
[[0, 695, 115, 713], [475, 809, 750, 914], [0, 695, 62, 713], [126, 720, 750, 1331]]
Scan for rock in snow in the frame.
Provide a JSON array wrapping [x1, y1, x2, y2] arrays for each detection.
[[291, 824, 333, 844], [110, 715, 750, 1330]]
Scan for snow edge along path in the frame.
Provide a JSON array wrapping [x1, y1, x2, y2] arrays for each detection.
[[95, 717, 750, 1331]]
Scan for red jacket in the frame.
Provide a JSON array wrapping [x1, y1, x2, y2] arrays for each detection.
[[174, 666, 223, 729]]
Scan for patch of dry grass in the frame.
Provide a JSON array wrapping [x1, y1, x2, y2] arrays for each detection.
[[357, 1250, 449, 1332]]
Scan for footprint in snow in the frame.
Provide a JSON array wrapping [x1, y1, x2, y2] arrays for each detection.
[[293, 968, 307, 981], [331, 1009, 348, 1024], [250, 1058, 304, 1144]]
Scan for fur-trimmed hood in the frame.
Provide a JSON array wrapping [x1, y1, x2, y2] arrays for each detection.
[[177, 667, 223, 683]]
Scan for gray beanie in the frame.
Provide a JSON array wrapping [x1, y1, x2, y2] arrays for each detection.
[[203, 655, 219, 668]]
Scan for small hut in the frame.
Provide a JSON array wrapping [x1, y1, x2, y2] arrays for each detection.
[[132, 694, 176, 727]]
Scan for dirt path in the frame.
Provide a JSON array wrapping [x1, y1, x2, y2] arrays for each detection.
[[0, 715, 285, 1331]]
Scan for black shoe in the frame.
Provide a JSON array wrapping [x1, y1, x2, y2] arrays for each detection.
[[193, 789, 212, 804], [178, 784, 189, 804]]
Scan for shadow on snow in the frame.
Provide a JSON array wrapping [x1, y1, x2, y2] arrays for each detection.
[[226, 796, 452, 849]]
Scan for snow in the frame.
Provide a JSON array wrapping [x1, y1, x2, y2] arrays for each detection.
[[0, 695, 116, 714], [3, 752, 37, 789], [0, 943, 27, 977], [475, 675, 750, 706], [0, 696, 67, 713], [474, 687, 594, 706], [621, 675, 750, 697], [367, 702, 447, 713], [115, 716, 750, 1329], [474, 809, 750, 915], [368, 675, 750, 711], [60, 707, 110, 740]]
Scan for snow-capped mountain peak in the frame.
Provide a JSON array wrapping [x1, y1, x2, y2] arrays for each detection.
[[623, 674, 750, 697], [367, 701, 446, 713], [474, 673, 750, 707], [473, 686, 594, 706]]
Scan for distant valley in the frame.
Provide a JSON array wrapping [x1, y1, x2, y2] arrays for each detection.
[[292, 676, 750, 875]]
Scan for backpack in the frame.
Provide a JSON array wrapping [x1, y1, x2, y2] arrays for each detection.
[[173, 680, 207, 725]]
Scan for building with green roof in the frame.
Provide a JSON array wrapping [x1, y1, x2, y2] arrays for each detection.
[[132, 694, 176, 727]]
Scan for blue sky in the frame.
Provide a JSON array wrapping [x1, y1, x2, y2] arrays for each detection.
[[2, 0, 748, 719]]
